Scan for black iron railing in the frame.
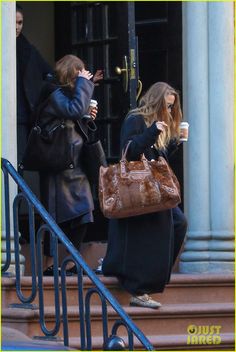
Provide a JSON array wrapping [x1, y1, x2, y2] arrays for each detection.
[[1, 158, 154, 351]]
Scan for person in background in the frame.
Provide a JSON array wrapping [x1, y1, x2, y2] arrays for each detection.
[[102, 82, 187, 308], [37, 55, 98, 276], [16, 3, 104, 166], [16, 4, 53, 166]]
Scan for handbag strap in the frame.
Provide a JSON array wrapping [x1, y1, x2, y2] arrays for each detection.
[[121, 140, 132, 161], [120, 140, 150, 177], [32, 96, 66, 132], [31, 97, 51, 126], [121, 114, 149, 162], [121, 140, 148, 163]]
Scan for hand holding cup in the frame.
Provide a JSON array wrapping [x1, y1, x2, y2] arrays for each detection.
[[89, 99, 98, 120]]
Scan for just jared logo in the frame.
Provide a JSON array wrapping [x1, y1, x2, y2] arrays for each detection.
[[187, 325, 222, 345]]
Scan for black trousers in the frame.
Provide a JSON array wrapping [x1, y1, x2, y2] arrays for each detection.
[[17, 123, 29, 167], [172, 206, 188, 265], [43, 219, 88, 257]]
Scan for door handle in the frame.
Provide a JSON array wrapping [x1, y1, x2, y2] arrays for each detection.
[[136, 79, 142, 101], [115, 55, 128, 93]]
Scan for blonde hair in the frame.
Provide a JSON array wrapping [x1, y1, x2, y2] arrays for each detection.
[[55, 55, 85, 89], [130, 82, 182, 149]]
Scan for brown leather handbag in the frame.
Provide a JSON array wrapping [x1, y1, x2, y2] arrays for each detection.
[[99, 141, 181, 219]]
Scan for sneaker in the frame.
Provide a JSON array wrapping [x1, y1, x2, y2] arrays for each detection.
[[130, 294, 161, 309]]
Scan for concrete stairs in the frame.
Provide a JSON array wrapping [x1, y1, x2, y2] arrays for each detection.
[[1, 273, 235, 350], [1, 327, 73, 351]]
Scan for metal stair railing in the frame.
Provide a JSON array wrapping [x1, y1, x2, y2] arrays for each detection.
[[1, 158, 154, 351]]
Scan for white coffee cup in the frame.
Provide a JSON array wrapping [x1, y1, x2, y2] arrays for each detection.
[[89, 99, 98, 109], [179, 122, 189, 142], [84, 99, 98, 119]]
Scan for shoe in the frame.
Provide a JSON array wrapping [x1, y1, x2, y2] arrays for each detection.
[[66, 265, 78, 276], [94, 258, 103, 275], [130, 294, 161, 309], [43, 265, 61, 277], [66, 265, 87, 276]]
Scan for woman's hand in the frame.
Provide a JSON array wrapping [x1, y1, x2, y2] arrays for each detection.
[[78, 68, 93, 81], [90, 107, 98, 120], [156, 121, 168, 132], [93, 69, 104, 85]]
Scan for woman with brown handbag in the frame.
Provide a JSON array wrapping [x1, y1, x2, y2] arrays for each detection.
[[102, 82, 188, 308]]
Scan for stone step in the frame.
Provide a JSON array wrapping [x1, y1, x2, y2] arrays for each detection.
[[1, 327, 74, 351], [2, 325, 233, 351], [2, 302, 234, 340], [2, 273, 234, 308], [69, 332, 235, 351]]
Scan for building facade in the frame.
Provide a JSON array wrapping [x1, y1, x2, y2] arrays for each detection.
[[1, 1, 234, 275]]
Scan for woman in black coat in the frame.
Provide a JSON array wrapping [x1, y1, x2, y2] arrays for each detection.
[[102, 82, 187, 308], [38, 55, 98, 275]]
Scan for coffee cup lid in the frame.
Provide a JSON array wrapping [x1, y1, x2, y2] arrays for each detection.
[[180, 122, 189, 127], [90, 99, 98, 106]]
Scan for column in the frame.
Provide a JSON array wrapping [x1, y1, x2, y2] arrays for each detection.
[[208, 2, 234, 271], [179, 2, 234, 273], [1, 2, 25, 274], [179, 2, 211, 273]]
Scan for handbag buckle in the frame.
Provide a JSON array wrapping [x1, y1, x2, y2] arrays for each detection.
[[33, 126, 41, 134], [120, 158, 151, 179]]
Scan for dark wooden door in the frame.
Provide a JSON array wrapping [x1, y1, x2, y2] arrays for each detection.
[[55, 1, 140, 240], [55, 1, 139, 161], [135, 1, 183, 209], [135, 1, 182, 91]]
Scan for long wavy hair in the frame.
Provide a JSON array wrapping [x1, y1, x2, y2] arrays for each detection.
[[55, 55, 85, 89], [130, 82, 182, 149]]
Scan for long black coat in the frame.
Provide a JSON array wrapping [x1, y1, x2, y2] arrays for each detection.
[[39, 77, 95, 225], [17, 34, 53, 163], [17, 33, 53, 121], [102, 114, 181, 295]]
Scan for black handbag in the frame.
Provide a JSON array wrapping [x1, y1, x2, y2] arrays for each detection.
[[82, 139, 107, 183], [19, 99, 74, 172]]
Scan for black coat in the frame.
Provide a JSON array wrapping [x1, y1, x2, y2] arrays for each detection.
[[17, 34, 53, 163], [39, 77, 95, 225], [102, 114, 180, 295], [17, 33, 53, 123]]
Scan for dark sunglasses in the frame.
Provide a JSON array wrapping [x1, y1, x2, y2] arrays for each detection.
[[167, 104, 174, 110]]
